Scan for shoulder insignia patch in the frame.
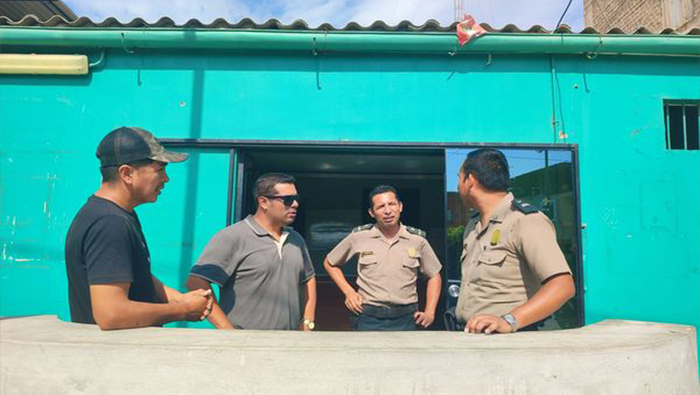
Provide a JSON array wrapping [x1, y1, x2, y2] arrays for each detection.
[[352, 224, 374, 233], [405, 226, 427, 238], [511, 200, 539, 214]]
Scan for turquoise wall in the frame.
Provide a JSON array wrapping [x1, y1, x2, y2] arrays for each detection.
[[1, 47, 698, 339]]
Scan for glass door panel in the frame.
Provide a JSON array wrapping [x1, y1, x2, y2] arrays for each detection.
[[445, 148, 581, 329]]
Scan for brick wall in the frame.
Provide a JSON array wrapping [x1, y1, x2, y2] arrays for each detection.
[[583, 0, 699, 32]]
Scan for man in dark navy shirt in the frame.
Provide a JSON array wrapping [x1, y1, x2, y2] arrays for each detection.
[[65, 127, 213, 330]]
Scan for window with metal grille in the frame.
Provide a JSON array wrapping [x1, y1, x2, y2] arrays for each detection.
[[664, 100, 700, 151]]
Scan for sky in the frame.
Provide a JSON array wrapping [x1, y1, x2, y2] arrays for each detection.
[[446, 149, 573, 191], [63, 0, 585, 30]]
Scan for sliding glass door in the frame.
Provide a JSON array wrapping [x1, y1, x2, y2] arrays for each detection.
[[445, 148, 582, 329]]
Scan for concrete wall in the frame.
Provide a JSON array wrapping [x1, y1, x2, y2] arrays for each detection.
[[1, 316, 698, 395]]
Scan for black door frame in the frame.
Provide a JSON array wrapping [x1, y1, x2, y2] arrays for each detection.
[[161, 138, 584, 327]]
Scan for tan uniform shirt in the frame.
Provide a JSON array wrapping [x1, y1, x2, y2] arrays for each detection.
[[327, 224, 442, 307], [455, 193, 571, 323]]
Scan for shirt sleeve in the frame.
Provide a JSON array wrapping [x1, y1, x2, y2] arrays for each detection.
[[513, 213, 572, 282], [189, 229, 238, 287], [419, 239, 443, 279], [326, 234, 355, 267], [83, 215, 135, 285], [300, 241, 316, 283]]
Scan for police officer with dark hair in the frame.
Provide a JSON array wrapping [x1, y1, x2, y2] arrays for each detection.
[[324, 185, 442, 331], [454, 149, 575, 334]]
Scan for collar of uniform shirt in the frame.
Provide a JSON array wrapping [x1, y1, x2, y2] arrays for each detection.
[[368, 224, 411, 247], [475, 193, 514, 234], [398, 225, 412, 239], [487, 192, 515, 224], [368, 223, 411, 239]]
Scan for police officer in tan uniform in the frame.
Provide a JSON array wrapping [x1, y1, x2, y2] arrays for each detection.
[[455, 149, 575, 334], [324, 185, 442, 331]]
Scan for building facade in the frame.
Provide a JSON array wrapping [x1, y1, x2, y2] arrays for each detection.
[[1, 17, 698, 351]]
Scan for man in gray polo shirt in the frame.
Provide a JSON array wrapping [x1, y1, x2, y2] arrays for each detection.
[[186, 173, 317, 330]]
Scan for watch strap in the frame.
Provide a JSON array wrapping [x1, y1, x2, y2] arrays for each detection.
[[501, 314, 518, 333]]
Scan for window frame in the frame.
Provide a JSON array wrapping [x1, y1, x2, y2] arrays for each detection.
[[664, 99, 700, 151]]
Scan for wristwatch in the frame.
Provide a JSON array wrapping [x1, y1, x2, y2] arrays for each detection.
[[501, 314, 518, 333], [303, 319, 315, 330]]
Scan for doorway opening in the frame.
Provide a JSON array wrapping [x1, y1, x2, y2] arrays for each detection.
[[159, 139, 585, 331], [239, 148, 446, 330]]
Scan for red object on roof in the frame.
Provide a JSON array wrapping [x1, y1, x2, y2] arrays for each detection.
[[457, 14, 486, 46]]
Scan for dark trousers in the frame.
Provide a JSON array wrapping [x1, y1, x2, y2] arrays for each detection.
[[352, 303, 418, 331]]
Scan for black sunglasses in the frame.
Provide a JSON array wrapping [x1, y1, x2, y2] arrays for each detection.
[[264, 194, 300, 207]]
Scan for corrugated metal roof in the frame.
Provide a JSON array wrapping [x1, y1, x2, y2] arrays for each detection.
[[0, 1, 76, 21], [1, 14, 699, 35]]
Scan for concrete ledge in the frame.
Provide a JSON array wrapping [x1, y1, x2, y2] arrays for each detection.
[[1, 316, 698, 395]]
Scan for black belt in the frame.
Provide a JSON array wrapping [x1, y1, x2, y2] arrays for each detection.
[[361, 303, 417, 319]]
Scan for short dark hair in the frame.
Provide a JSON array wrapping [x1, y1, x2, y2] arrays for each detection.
[[254, 173, 297, 204], [459, 149, 510, 192], [368, 185, 400, 209], [100, 159, 155, 184]]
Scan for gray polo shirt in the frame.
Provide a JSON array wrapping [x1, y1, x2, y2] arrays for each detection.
[[190, 215, 315, 330]]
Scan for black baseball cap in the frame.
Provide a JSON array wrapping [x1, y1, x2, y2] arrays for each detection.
[[96, 127, 188, 167]]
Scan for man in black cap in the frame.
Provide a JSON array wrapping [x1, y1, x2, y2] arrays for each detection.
[[65, 127, 213, 330]]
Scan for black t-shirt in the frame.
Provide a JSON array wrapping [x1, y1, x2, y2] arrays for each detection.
[[64, 195, 162, 324]]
